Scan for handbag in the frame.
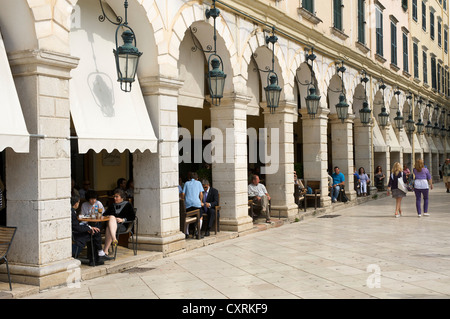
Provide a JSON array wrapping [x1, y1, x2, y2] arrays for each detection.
[[396, 172, 408, 194]]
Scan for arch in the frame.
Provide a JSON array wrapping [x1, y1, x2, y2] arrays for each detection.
[[352, 83, 366, 119], [0, 0, 38, 52], [327, 73, 345, 114], [169, 1, 236, 93], [295, 61, 320, 110]]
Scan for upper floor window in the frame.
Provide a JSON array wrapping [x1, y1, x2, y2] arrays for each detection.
[[430, 10, 435, 40], [413, 0, 418, 21], [413, 42, 419, 78], [376, 7, 384, 56], [438, 20, 442, 47], [391, 21, 398, 66], [402, 0, 408, 10], [302, 0, 314, 13], [403, 32, 409, 73], [333, 0, 343, 30], [358, 0, 366, 44], [422, 1, 427, 31], [445, 28, 448, 53]]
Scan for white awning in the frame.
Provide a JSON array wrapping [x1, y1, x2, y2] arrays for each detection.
[[413, 134, 423, 154], [69, 6, 157, 154], [425, 135, 438, 153], [373, 122, 388, 152], [387, 128, 402, 152], [0, 31, 29, 153], [433, 137, 445, 153], [399, 130, 412, 153]]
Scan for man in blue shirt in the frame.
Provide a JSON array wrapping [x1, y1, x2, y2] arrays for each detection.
[[182, 172, 204, 237], [330, 166, 345, 203]]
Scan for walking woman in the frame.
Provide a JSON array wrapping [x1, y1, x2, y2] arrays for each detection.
[[412, 159, 433, 217], [387, 162, 408, 218]]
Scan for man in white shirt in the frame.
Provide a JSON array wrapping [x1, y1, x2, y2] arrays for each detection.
[[248, 175, 271, 223]]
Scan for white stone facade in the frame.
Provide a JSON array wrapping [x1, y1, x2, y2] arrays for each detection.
[[0, 0, 449, 290]]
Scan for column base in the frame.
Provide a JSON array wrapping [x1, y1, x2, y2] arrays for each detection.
[[270, 203, 299, 220], [2, 259, 81, 290], [219, 216, 254, 233], [136, 232, 186, 256]]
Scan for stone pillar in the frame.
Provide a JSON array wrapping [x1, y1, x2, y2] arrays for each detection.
[[299, 107, 331, 208], [210, 95, 253, 233], [379, 125, 391, 182], [330, 114, 356, 200], [133, 76, 185, 254], [354, 119, 374, 182], [4, 50, 80, 289], [263, 101, 298, 219]]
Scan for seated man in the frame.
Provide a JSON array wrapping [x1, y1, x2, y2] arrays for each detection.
[[201, 179, 219, 237], [330, 166, 345, 203], [182, 172, 204, 238], [248, 174, 271, 223], [71, 195, 104, 266]]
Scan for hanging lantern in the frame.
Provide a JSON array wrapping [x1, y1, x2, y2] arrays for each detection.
[[440, 125, 447, 137], [335, 93, 349, 122], [378, 107, 389, 127], [114, 29, 143, 92], [394, 110, 404, 130], [433, 122, 440, 137], [305, 86, 321, 118], [359, 101, 372, 126], [405, 114, 415, 134], [207, 56, 227, 106], [264, 73, 282, 114], [98, 0, 143, 92], [416, 118, 425, 134], [425, 121, 433, 135]]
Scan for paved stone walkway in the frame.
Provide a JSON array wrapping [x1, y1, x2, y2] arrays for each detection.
[[21, 183, 450, 299]]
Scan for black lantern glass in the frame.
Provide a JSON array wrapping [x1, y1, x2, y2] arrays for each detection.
[[394, 110, 404, 130], [305, 87, 321, 118], [416, 118, 425, 134], [207, 56, 226, 106], [425, 121, 433, 135], [433, 122, 440, 137], [336, 93, 349, 122], [114, 29, 142, 92], [378, 107, 389, 127], [359, 101, 372, 125], [99, 0, 142, 92], [265, 73, 282, 114], [405, 114, 415, 134]]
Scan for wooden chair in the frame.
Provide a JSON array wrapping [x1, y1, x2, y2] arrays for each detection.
[[0, 226, 17, 290], [304, 180, 321, 209], [179, 199, 201, 239], [248, 196, 271, 221]]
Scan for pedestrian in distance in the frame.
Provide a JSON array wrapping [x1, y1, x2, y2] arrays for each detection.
[[387, 162, 408, 218], [443, 158, 450, 193], [412, 159, 433, 217]]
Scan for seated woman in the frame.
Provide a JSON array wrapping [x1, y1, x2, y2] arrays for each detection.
[[81, 190, 105, 216], [103, 188, 135, 257]]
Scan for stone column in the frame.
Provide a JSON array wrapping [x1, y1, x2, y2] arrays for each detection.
[[4, 50, 80, 289], [210, 95, 253, 233], [133, 76, 185, 255], [354, 119, 374, 182], [329, 114, 356, 200], [263, 101, 298, 219], [299, 107, 331, 208]]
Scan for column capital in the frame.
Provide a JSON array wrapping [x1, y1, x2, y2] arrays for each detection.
[[299, 107, 330, 120], [8, 49, 79, 79], [139, 76, 184, 97]]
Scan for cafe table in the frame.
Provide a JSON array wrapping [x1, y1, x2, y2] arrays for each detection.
[[76, 215, 110, 267]]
